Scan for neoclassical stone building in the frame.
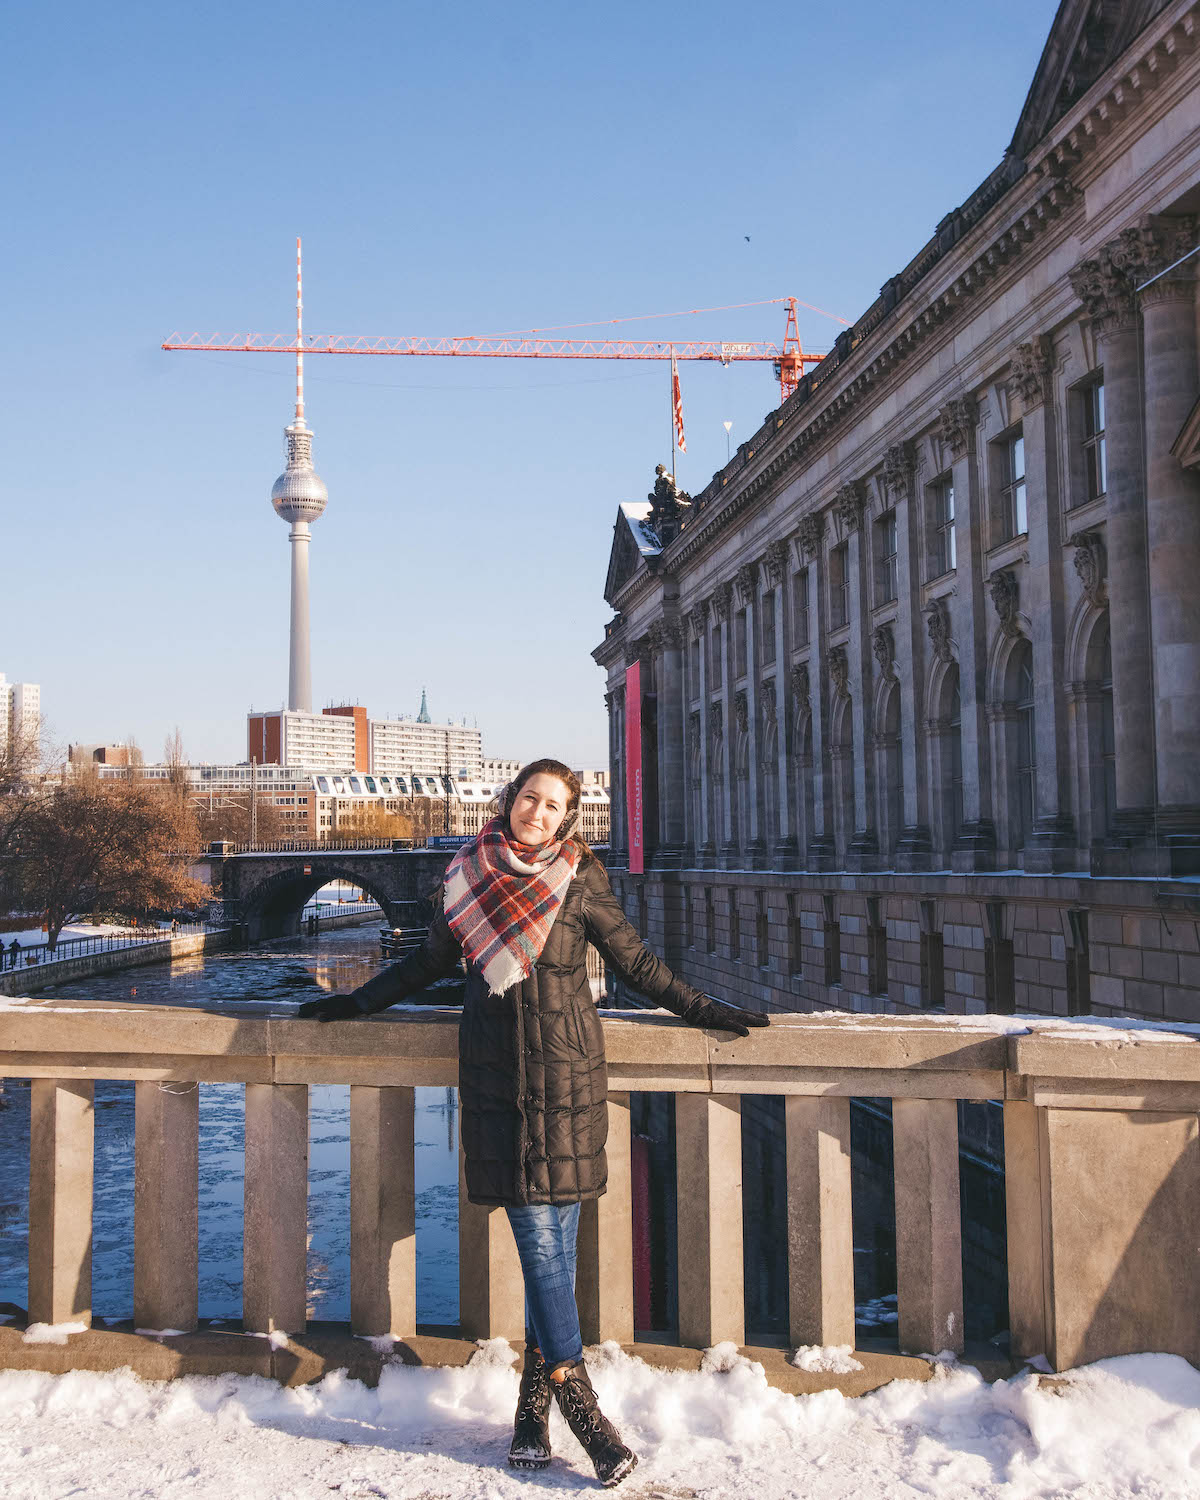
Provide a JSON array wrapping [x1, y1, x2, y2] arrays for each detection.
[[595, 0, 1200, 1021]]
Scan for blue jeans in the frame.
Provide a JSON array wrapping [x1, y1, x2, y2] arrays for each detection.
[[504, 1201, 582, 1371]]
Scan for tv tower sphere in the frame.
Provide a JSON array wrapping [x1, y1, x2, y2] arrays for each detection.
[[271, 422, 328, 522]]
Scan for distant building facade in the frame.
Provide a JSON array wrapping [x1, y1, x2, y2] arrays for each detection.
[[247, 696, 483, 778], [1, 675, 40, 757], [596, 0, 1200, 1023]]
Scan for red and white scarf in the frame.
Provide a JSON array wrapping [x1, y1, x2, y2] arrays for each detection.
[[443, 816, 581, 996]]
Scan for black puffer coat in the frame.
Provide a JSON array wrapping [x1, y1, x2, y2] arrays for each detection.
[[351, 852, 704, 1207]]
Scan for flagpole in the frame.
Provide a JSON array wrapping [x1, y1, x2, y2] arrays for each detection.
[[669, 344, 677, 483]]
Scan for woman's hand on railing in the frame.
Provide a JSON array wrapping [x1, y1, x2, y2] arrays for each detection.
[[296, 994, 364, 1023], [682, 996, 771, 1037]]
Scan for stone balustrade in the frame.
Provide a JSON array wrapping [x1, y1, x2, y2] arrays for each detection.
[[3, 999, 1199, 1376]]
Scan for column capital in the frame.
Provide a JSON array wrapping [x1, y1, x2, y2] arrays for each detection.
[[1009, 333, 1054, 408], [797, 512, 826, 558], [832, 480, 866, 533], [762, 539, 789, 586], [882, 440, 917, 500], [936, 396, 978, 459], [734, 561, 758, 606], [686, 599, 709, 639], [712, 582, 734, 622]]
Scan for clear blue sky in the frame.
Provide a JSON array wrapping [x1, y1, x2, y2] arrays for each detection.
[[3, 0, 1056, 770]]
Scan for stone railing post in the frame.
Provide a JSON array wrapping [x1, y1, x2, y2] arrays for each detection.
[[134, 1080, 198, 1333], [1002, 1100, 1047, 1360], [350, 1084, 416, 1337], [243, 1082, 309, 1335], [893, 1097, 964, 1355], [458, 1141, 525, 1341], [785, 1095, 855, 1347], [28, 1079, 94, 1328], [675, 1092, 744, 1348], [577, 1091, 634, 1345]]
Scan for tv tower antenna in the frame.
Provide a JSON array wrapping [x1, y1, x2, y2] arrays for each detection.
[[269, 238, 327, 713]]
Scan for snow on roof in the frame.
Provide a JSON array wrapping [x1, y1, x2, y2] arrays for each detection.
[[620, 500, 662, 557]]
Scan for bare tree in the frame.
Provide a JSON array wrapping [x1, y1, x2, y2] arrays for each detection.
[[193, 796, 284, 845], [333, 802, 414, 843], [10, 776, 207, 948]]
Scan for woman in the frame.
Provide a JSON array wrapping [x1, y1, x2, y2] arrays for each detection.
[[300, 759, 767, 1488]]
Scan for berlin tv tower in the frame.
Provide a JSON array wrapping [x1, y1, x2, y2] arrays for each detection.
[[270, 239, 327, 712]]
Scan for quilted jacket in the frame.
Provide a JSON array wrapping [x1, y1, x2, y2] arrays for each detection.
[[350, 852, 704, 1206]]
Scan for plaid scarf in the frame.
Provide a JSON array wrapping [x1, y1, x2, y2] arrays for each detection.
[[443, 816, 581, 996]]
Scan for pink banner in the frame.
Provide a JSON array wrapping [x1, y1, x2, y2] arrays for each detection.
[[624, 661, 643, 874]]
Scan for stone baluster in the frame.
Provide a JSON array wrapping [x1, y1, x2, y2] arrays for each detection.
[[675, 1093, 744, 1348], [785, 1095, 855, 1347], [577, 1091, 634, 1345], [1138, 216, 1200, 868], [1012, 334, 1075, 869], [892, 1097, 964, 1355], [1002, 1100, 1047, 1360], [350, 1084, 416, 1336], [938, 397, 996, 869], [458, 1139, 525, 1340], [243, 1082, 309, 1335], [1069, 245, 1155, 846], [134, 1080, 198, 1333], [28, 1079, 94, 1328]]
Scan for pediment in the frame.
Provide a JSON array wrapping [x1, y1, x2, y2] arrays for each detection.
[[1009, 0, 1172, 160], [603, 503, 661, 606]]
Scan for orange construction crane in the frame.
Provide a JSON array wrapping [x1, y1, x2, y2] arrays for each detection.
[[163, 296, 825, 404]]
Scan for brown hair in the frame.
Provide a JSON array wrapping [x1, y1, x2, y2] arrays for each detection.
[[502, 759, 594, 862]]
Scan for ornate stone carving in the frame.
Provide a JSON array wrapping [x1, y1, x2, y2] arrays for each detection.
[[646, 463, 692, 545], [687, 710, 701, 753], [988, 570, 1021, 637], [686, 601, 709, 640], [790, 663, 810, 708], [1068, 250, 1136, 337], [734, 691, 749, 735], [712, 582, 733, 622], [924, 596, 954, 663], [797, 512, 825, 557], [623, 637, 648, 667], [936, 397, 978, 459], [735, 562, 758, 605], [1069, 530, 1107, 607], [1136, 214, 1199, 308], [761, 679, 777, 723], [604, 691, 614, 713], [832, 480, 865, 533], [1009, 333, 1054, 407], [882, 440, 916, 498], [660, 619, 683, 651], [872, 624, 896, 679], [828, 646, 850, 700], [709, 701, 723, 740], [763, 540, 789, 586]]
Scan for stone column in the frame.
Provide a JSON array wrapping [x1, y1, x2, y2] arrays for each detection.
[[653, 620, 686, 866], [692, 604, 712, 863], [886, 443, 931, 869], [1012, 335, 1076, 871], [764, 542, 795, 862], [939, 397, 996, 870], [835, 483, 877, 868], [609, 686, 626, 861], [1069, 247, 1155, 849], [350, 1084, 415, 1337], [1138, 217, 1200, 870], [802, 516, 836, 868], [134, 1080, 199, 1333], [714, 583, 736, 863], [736, 563, 765, 865], [28, 1079, 94, 1328], [243, 1082, 309, 1335]]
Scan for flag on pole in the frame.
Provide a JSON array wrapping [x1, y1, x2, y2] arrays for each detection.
[[672, 353, 686, 453]]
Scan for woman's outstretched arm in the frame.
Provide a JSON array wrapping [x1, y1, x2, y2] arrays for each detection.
[[299, 893, 462, 1020]]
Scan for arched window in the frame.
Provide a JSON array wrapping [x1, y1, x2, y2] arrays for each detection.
[[1013, 641, 1036, 849]]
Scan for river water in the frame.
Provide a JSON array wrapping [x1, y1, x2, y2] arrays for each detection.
[[0, 923, 461, 1326]]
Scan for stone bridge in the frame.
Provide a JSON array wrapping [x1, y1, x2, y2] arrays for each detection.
[[210, 847, 455, 942]]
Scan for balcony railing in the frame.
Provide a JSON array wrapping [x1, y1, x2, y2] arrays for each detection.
[[2, 1002, 1197, 1376], [0, 923, 211, 970]]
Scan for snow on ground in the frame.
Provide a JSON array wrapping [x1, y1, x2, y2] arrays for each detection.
[[0, 920, 164, 949], [1, 1341, 1199, 1499]]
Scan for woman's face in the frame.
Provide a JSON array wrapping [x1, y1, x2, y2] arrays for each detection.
[[509, 772, 572, 846]]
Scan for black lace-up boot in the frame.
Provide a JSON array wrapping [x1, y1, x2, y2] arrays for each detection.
[[508, 1346, 552, 1470], [550, 1360, 637, 1487]]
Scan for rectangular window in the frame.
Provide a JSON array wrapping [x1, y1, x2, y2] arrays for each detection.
[[761, 591, 776, 665], [788, 894, 803, 976], [1066, 910, 1091, 1016], [830, 544, 849, 629], [932, 476, 956, 576], [866, 897, 888, 996], [734, 609, 748, 678], [792, 568, 810, 647], [1082, 380, 1106, 503], [875, 511, 898, 604], [689, 639, 701, 700], [684, 886, 694, 949], [755, 890, 769, 969], [1002, 432, 1027, 539], [730, 890, 741, 959], [984, 903, 1015, 1014], [822, 894, 841, 987], [705, 887, 715, 954]]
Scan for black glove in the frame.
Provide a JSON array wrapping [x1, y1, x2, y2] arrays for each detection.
[[683, 996, 771, 1037], [297, 993, 364, 1022]]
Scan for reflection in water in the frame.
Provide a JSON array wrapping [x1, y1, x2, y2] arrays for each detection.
[[0, 925, 459, 1325]]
